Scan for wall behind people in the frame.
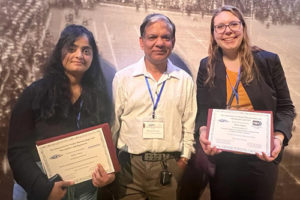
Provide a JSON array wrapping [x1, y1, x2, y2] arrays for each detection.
[[0, 0, 299, 199]]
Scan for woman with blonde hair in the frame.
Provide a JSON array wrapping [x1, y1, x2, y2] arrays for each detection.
[[196, 5, 295, 200]]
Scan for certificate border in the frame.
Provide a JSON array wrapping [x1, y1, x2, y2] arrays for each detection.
[[206, 109, 274, 155], [36, 123, 120, 172]]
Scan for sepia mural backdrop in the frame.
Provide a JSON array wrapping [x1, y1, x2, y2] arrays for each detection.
[[0, 0, 299, 199]]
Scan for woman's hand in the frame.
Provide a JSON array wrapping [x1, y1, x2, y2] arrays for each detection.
[[256, 132, 284, 162], [48, 180, 74, 200], [199, 126, 222, 156], [92, 164, 115, 188]]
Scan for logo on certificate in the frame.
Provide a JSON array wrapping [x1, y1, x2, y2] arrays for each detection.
[[252, 120, 262, 127], [50, 154, 63, 159], [218, 119, 229, 123]]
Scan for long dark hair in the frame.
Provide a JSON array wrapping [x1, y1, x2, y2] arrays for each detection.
[[34, 24, 111, 127]]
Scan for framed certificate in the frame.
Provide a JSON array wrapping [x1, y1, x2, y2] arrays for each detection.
[[36, 123, 120, 184], [206, 109, 274, 156]]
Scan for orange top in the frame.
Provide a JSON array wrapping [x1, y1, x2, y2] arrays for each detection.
[[226, 68, 254, 110]]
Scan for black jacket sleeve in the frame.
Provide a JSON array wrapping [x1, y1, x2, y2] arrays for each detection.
[[255, 51, 295, 145], [196, 58, 210, 132], [7, 83, 54, 200]]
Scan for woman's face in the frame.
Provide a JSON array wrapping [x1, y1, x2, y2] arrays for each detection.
[[213, 11, 244, 54], [62, 35, 93, 79]]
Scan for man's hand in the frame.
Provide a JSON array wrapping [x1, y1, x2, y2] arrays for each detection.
[[48, 180, 74, 200], [177, 157, 188, 169], [199, 126, 222, 156], [92, 164, 115, 188]]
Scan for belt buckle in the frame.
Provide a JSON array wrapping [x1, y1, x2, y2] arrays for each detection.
[[143, 152, 163, 161]]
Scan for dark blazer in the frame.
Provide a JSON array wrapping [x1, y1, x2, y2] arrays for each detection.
[[196, 50, 295, 146]]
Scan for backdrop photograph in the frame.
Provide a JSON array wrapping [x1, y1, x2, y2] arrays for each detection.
[[0, 0, 299, 199]]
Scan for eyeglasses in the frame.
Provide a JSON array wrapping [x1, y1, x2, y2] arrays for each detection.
[[214, 21, 242, 34]]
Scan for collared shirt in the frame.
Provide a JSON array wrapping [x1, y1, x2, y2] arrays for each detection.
[[111, 57, 196, 159]]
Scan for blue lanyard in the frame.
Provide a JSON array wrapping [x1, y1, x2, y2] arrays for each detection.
[[226, 67, 241, 105], [145, 77, 166, 119], [76, 99, 83, 129]]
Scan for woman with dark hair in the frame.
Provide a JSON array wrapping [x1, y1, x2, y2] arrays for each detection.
[[196, 5, 295, 200], [8, 24, 115, 200]]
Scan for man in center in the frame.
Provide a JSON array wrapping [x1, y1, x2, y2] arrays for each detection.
[[111, 13, 196, 199]]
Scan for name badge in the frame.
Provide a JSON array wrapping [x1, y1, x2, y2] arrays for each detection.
[[142, 118, 164, 139]]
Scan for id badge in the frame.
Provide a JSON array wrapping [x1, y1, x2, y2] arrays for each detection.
[[142, 117, 164, 139]]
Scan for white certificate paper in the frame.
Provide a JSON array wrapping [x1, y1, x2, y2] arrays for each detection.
[[36, 123, 119, 184], [207, 109, 273, 156]]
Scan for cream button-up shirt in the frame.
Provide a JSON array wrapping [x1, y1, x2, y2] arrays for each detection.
[[111, 57, 196, 159]]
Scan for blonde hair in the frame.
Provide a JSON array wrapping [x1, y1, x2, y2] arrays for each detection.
[[205, 5, 259, 87]]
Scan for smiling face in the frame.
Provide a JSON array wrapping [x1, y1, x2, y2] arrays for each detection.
[[213, 11, 244, 55], [62, 35, 93, 80], [139, 20, 175, 66]]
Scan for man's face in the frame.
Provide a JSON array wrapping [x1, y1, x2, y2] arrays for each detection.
[[139, 20, 175, 65]]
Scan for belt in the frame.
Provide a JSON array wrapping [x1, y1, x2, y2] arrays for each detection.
[[132, 152, 181, 162]]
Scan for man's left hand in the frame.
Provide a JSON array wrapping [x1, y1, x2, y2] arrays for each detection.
[[177, 157, 188, 169]]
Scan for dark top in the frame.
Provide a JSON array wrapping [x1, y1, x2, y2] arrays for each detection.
[[196, 50, 295, 146], [7, 79, 101, 199]]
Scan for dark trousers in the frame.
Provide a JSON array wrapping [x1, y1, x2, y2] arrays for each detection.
[[179, 150, 209, 200], [210, 152, 279, 200], [97, 182, 119, 200]]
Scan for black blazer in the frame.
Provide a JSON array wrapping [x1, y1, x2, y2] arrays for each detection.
[[196, 50, 295, 145]]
